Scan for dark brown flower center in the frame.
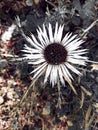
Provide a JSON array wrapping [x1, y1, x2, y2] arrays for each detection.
[[44, 43, 68, 65]]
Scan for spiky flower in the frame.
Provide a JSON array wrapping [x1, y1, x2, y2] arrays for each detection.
[[22, 23, 88, 87]]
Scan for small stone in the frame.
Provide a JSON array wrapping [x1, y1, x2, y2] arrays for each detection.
[[26, 0, 33, 6], [95, 77, 98, 82], [7, 92, 13, 99], [0, 96, 4, 104]]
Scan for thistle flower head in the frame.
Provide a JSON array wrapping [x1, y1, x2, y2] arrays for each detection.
[[22, 23, 88, 87]]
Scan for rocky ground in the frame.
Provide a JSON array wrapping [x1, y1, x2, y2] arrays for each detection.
[[0, 0, 98, 130]]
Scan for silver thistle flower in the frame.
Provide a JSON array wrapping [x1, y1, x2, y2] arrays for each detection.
[[22, 23, 88, 87]]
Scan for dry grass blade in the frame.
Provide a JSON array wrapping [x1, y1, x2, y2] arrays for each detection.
[[81, 19, 98, 37], [0, 57, 27, 64], [80, 91, 85, 108], [93, 103, 98, 112], [80, 86, 92, 96], [85, 106, 92, 123], [68, 82, 77, 95], [0, 54, 18, 58], [64, 78, 77, 95], [20, 79, 36, 104], [84, 105, 95, 130], [40, 117, 45, 130]]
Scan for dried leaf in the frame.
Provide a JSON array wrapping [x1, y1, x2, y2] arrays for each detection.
[[42, 108, 50, 115], [93, 103, 98, 108], [67, 120, 73, 126], [34, 0, 40, 4]]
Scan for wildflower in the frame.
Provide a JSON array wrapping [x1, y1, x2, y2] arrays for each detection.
[[22, 23, 88, 87]]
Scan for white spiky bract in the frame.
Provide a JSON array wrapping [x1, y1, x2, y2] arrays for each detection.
[[22, 23, 88, 87]]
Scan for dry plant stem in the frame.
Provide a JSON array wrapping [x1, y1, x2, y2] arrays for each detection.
[[87, 60, 98, 64], [67, 79, 77, 94], [0, 54, 18, 58], [57, 81, 62, 108], [45, 0, 56, 8], [0, 57, 29, 64], [20, 79, 36, 105], [81, 19, 98, 37], [80, 86, 92, 96], [85, 105, 95, 130], [80, 91, 85, 109]]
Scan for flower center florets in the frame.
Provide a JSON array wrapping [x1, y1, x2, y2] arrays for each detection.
[[44, 43, 68, 65]]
